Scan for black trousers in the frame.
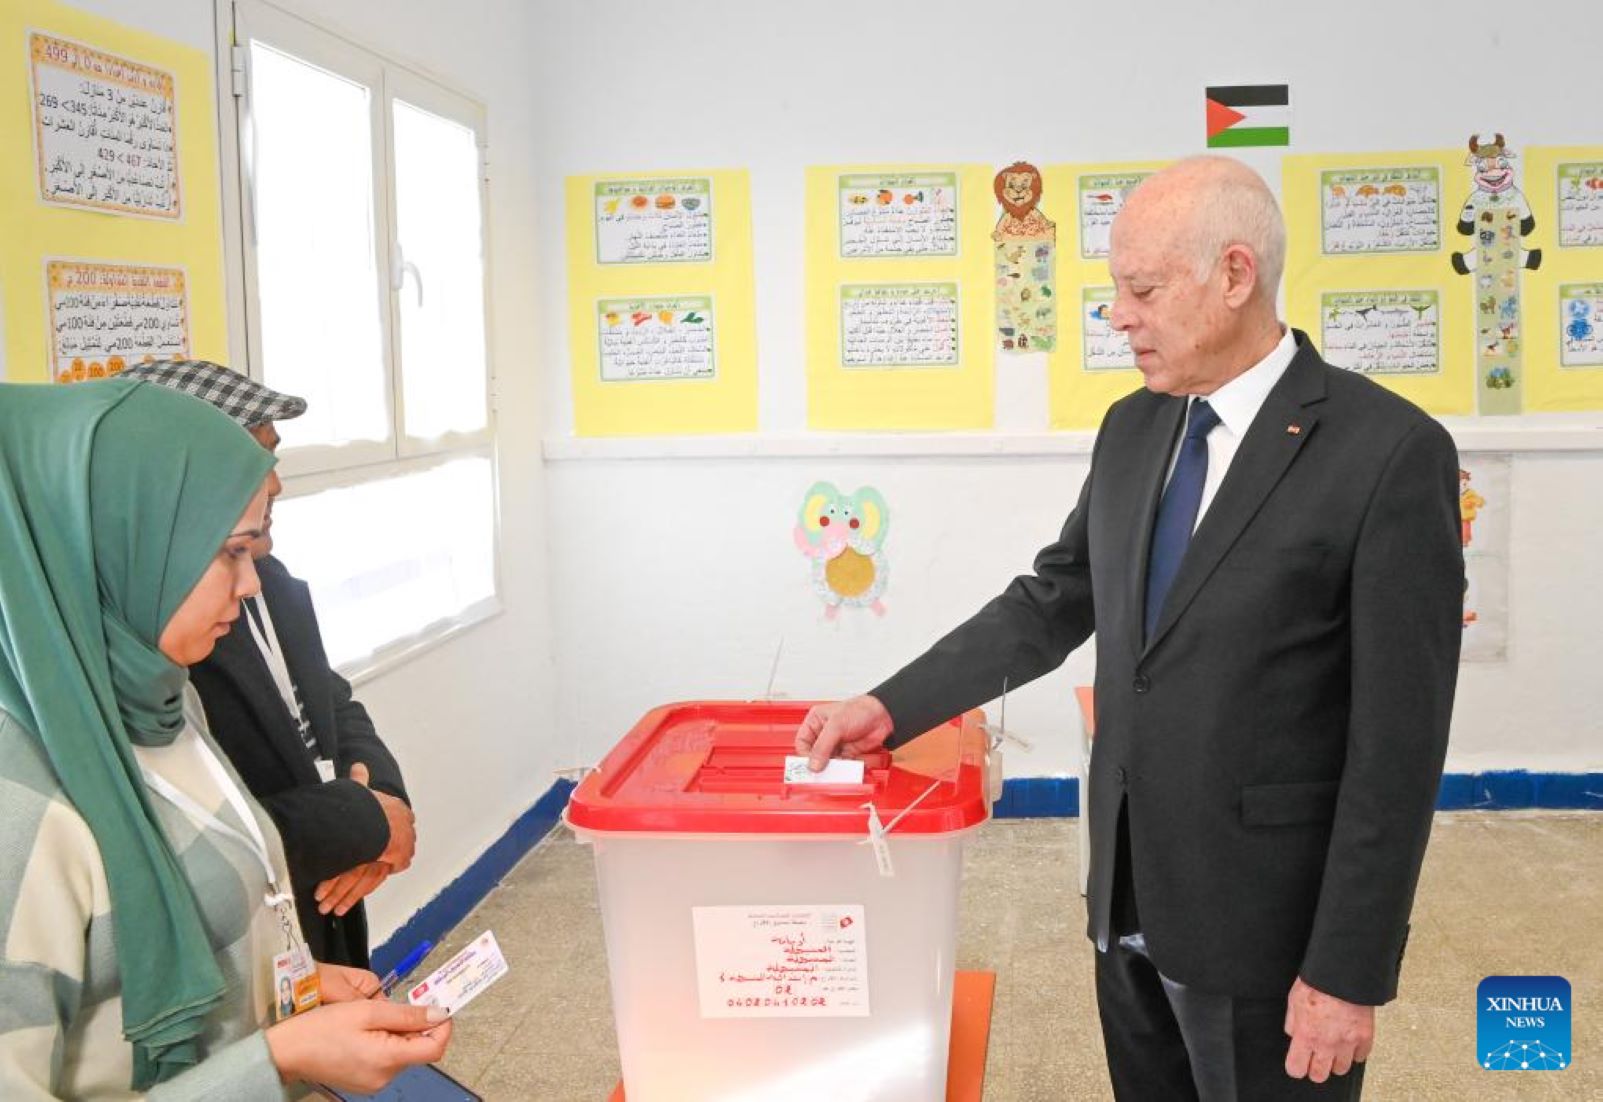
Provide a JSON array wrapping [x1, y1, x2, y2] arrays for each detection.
[[1096, 807, 1365, 1101]]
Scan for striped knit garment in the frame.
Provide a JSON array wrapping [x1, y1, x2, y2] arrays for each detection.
[[0, 687, 309, 1099]]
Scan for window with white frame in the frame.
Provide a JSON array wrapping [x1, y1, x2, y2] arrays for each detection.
[[225, 0, 498, 673]]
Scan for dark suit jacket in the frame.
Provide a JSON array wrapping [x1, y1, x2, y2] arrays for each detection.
[[873, 333, 1462, 1005], [190, 554, 410, 967]]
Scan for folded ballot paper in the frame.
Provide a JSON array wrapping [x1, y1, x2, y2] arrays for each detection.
[[406, 931, 508, 1018], [783, 754, 865, 785]]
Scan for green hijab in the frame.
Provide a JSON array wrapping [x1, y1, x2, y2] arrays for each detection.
[[0, 379, 274, 1087]]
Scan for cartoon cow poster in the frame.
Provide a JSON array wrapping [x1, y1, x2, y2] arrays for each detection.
[[1450, 133, 1542, 415]]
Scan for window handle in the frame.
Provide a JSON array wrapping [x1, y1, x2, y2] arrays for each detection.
[[392, 242, 424, 307]]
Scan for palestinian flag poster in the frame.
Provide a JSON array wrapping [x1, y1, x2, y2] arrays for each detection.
[[1205, 85, 1290, 148]]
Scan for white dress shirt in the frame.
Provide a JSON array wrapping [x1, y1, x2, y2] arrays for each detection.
[[1165, 327, 1297, 531]]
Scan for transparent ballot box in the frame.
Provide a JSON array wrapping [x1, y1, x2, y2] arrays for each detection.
[[567, 701, 992, 1102]]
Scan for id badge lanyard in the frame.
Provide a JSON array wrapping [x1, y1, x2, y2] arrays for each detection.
[[243, 599, 313, 744], [244, 597, 334, 783], [141, 738, 300, 951]]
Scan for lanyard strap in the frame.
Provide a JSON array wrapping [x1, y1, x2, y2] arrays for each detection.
[[141, 734, 289, 908], [243, 596, 310, 742]]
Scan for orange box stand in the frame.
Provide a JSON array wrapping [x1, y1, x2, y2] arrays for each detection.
[[609, 969, 996, 1101]]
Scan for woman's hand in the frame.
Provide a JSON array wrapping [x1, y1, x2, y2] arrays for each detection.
[[318, 962, 383, 1003], [266, 999, 452, 1093]]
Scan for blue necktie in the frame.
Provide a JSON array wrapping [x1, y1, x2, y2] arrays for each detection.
[[1144, 400, 1221, 642]]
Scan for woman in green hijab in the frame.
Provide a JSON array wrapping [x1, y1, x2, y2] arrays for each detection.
[[0, 380, 451, 1099]]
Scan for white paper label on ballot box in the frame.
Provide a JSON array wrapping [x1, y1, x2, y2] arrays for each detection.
[[692, 905, 870, 1018]]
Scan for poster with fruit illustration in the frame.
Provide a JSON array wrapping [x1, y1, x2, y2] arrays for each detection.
[[594, 178, 712, 265], [597, 296, 713, 381], [565, 168, 755, 434], [805, 163, 994, 429], [838, 173, 958, 258]]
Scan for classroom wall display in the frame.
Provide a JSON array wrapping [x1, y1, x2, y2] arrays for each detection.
[[1518, 145, 1603, 413], [792, 481, 889, 619], [1458, 454, 1510, 662], [30, 31, 180, 219], [45, 258, 188, 383], [992, 161, 1057, 355], [565, 169, 756, 434], [804, 164, 993, 430], [0, 0, 226, 385], [1042, 159, 1170, 430], [1285, 142, 1603, 416], [1283, 148, 1472, 415]]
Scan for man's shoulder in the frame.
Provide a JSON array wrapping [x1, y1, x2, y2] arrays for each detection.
[[1306, 351, 1454, 455], [1100, 384, 1174, 434]]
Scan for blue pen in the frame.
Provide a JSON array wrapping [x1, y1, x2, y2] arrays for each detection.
[[378, 940, 433, 996]]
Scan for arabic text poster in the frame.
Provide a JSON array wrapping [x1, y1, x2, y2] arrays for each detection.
[[840, 283, 958, 369], [1321, 290, 1441, 375], [597, 295, 714, 381], [31, 31, 180, 218], [838, 172, 958, 259], [46, 259, 187, 383], [594, 177, 712, 265], [1319, 167, 1440, 255]]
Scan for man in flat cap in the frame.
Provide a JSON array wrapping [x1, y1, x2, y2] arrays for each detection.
[[122, 359, 416, 967]]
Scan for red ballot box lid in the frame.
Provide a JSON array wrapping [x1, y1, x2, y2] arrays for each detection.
[[566, 700, 989, 836]]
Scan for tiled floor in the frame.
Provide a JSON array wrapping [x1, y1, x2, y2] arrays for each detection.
[[424, 812, 1600, 1100]]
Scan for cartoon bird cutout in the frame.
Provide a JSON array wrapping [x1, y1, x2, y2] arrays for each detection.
[[793, 482, 889, 619]]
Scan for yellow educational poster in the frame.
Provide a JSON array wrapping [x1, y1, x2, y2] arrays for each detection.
[[1043, 160, 1170, 430], [45, 260, 188, 382], [565, 169, 756, 435], [1520, 146, 1603, 412], [1285, 148, 1479, 416], [30, 32, 180, 219], [0, 0, 226, 384], [804, 164, 993, 430]]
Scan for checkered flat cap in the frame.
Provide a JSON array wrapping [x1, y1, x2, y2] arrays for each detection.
[[119, 359, 307, 428]]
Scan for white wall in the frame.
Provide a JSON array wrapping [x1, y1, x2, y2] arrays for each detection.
[[531, 0, 1603, 777], [65, 0, 560, 943]]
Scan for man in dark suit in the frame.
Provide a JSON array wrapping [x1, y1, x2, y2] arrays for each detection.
[[797, 157, 1462, 1099], [122, 360, 417, 967]]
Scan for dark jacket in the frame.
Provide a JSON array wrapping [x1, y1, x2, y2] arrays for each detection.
[[189, 554, 409, 967], [873, 333, 1462, 1005]]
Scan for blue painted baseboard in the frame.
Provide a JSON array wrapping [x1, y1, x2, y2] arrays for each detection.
[[991, 772, 1602, 819], [370, 778, 576, 978], [993, 776, 1080, 818], [372, 769, 1598, 975], [1434, 770, 1603, 811]]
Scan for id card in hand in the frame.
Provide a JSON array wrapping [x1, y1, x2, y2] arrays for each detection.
[[406, 931, 508, 1018], [273, 944, 321, 1020]]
